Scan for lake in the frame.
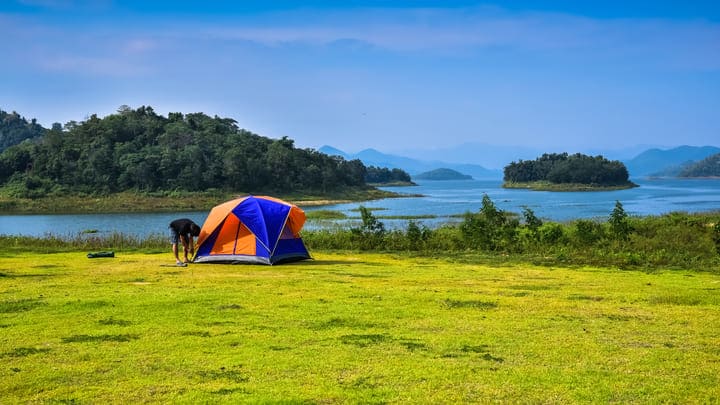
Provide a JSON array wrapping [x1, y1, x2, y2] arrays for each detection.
[[1, 178, 718, 237]]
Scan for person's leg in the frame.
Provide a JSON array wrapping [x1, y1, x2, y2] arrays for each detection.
[[172, 243, 182, 264], [171, 230, 182, 264], [180, 235, 190, 263]]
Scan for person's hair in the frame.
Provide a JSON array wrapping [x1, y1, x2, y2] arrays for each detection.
[[190, 223, 201, 236]]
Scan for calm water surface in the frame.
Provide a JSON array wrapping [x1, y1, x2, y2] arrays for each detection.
[[1, 178, 718, 237]]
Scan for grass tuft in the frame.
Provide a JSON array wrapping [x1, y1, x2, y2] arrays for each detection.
[[98, 317, 132, 326], [3, 347, 51, 358], [0, 298, 46, 313], [568, 294, 604, 301], [61, 334, 140, 343], [441, 299, 498, 310], [199, 366, 249, 383], [182, 331, 211, 338], [648, 295, 703, 306], [217, 304, 243, 310], [339, 334, 390, 347]]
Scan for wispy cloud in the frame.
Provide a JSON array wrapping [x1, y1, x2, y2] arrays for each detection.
[[200, 8, 720, 69], [2, 5, 720, 79]]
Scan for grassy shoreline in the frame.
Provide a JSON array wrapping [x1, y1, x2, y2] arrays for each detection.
[[1, 250, 718, 403], [0, 188, 406, 214], [503, 180, 638, 191]]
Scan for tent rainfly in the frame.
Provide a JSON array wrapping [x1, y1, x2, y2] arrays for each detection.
[[193, 196, 311, 264]]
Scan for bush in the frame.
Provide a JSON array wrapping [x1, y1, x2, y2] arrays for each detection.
[[573, 219, 605, 246], [350, 206, 386, 250], [538, 223, 566, 245]]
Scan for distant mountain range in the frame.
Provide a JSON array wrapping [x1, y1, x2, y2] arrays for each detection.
[[320, 144, 720, 180], [318, 146, 501, 179], [623, 146, 720, 177], [394, 142, 661, 170]]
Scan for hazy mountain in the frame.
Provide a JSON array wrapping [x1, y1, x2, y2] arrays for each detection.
[[319, 143, 720, 179], [395, 143, 543, 170], [318, 145, 501, 179], [414, 168, 473, 180], [395, 142, 664, 170], [624, 146, 720, 177], [316, 145, 349, 160]]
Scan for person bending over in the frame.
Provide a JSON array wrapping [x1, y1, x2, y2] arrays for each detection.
[[169, 218, 201, 266]]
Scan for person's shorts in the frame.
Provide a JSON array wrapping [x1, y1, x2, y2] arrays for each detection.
[[169, 229, 180, 245]]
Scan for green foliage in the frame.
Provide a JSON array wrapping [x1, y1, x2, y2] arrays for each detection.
[[609, 200, 632, 240], [0, 110, 46, 153], [0, 106, 376, 196], [678, 153, 720, 177], [460, 194, 518, 251], [504, 152, 631, 186], [573, 219, 605, 246], [365, 166, 411, 184], [404, 220, 429, 250], [413, 168, 472, 180], [306, 198, 719, 270], [350, 206, 387, 249], [522, 207, 542, 231], [538, 222, 566, 245]]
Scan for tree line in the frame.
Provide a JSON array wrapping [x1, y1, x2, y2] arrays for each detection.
[[504, 152, 631, 186], [0, 106, 409, 198], [678, 153, 720, 177], [365, 166, 412, 184], [0, 110, 46, 153]]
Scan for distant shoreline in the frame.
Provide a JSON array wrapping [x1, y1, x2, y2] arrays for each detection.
[[0, 188, 408, 214], [502, 181, 638, 192], [647, 176, 720, 180]]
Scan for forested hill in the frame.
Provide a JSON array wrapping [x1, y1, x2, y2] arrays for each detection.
[[0, 106, 373, 197], [0, 109, 47, 153], [678, 153, 720, 177], [503, 153, 634, 187]]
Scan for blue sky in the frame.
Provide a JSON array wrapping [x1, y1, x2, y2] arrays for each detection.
[[1, 0, 719, 156]]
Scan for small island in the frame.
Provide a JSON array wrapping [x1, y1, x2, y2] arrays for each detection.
[[503, 152, 637, 191], [413, 168, 473, 180]]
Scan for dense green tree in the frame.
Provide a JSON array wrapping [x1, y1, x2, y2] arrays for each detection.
[[0, 110, 46, 152], [365, 166, 411, 184], [609, 200, 632, 240], [504, 152, 631, 186], [460, 194, 518, 251], [678, 153, 720, 177], [0, 106, 380, 196]]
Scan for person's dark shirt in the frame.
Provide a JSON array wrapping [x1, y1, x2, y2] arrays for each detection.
[[169, 218, 199, 239]]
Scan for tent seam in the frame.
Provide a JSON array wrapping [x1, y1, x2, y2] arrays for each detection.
[[269, 209, 293, 257]]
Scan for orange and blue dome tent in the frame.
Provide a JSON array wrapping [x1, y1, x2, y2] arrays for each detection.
[[193, 196, 311, 264]]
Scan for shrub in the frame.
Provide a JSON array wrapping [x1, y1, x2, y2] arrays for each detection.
[[350, 206, 386, 250], [538, 223, 566, 245], [573, 219, 605, 246], [609, 200, 632, 240]]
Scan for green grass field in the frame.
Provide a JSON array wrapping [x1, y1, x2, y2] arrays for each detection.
[[1, 251, 719, 403]]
